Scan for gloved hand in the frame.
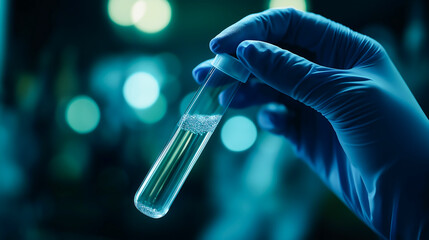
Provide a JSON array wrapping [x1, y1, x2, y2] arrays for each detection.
[[193, 8, 429, 239]]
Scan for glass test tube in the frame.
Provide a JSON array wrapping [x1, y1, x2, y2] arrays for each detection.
[[134, 54, 250, 218]]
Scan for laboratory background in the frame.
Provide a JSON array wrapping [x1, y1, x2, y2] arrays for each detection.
[[0, 0, 428, 239]]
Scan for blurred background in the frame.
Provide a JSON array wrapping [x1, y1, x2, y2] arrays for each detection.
[[0, 0, 428, 239]]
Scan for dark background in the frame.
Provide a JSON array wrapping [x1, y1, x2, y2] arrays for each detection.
[[0, 0, 428, 239]]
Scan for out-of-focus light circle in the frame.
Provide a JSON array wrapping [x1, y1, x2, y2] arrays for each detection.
[[135, 94, 167, 124], [108, 0, 138, 26], [179, 91, 196, 114], [66, 96, 100, 134], [127, 57, 166, 87], [123, 72, 159, 109], [269, 0, 307, 11], [133, 0, 172, 33], [131, 0, 147, 23], [221, 116, 258, 152], [0, 160, 24, 196]]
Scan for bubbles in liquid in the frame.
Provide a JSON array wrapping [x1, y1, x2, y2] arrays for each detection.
[[179, 114, 222, 135], [135, 201, 166, 219]]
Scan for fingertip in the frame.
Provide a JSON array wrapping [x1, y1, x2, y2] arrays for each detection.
[[191, 67, 199, 79], [218, 88, 234, 107], [258, 111, 278, 132], [210, 34, 241, 55], [236, 40, 253, 60], [209, 38, 221, 53], [192, 59, 213, 84], [257, 103, 288, 133], [223, 82, 281, 109], [218, 84, 256, 108], [237, 40, 268, 68], [192, 68, 205, 84], [224, 87, 249, 108]]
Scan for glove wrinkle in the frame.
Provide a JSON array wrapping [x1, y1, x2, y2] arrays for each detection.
[[193, 8, 429, 239]]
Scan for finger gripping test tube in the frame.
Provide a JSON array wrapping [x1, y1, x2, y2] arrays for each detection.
[[134, 54, 251, 218]]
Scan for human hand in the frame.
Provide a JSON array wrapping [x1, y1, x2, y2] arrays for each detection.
[[193, 8, 429, 239]]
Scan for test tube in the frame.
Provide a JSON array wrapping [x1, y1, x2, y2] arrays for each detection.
[[134, 54, 251, 218]]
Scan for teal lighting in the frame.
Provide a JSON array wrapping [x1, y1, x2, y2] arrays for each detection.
[[135, 94, 168, 124], [65, 95, 101, 134], [123, 72, 160, 109], [221, 116, 258, 152], [132, 0, 172, 34]]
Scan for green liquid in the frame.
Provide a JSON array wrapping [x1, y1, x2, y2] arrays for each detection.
[[134, 114, 220, 218]]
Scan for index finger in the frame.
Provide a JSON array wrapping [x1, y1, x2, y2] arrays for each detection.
[[210, 8, 367, 67]]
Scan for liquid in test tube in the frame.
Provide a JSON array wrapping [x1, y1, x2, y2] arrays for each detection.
[[134, 54, 251, 218]]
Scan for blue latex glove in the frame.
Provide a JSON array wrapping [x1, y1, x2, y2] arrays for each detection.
[[193, 8, 429, 239]]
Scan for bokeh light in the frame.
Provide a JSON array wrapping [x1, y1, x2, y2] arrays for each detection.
[[90, 57, 124, 97], [135, 94, 168, 124], [0, 160, 24, 197], [123, 72, 160, 109], [108, 0, 138, 26], [221, 116, 258, 152], [269, 0, 307, 11], [132, 0, 172, 33], [131, 0, 147, 23], [127, 56, 166, 87], [65, 96, 100, 134]]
